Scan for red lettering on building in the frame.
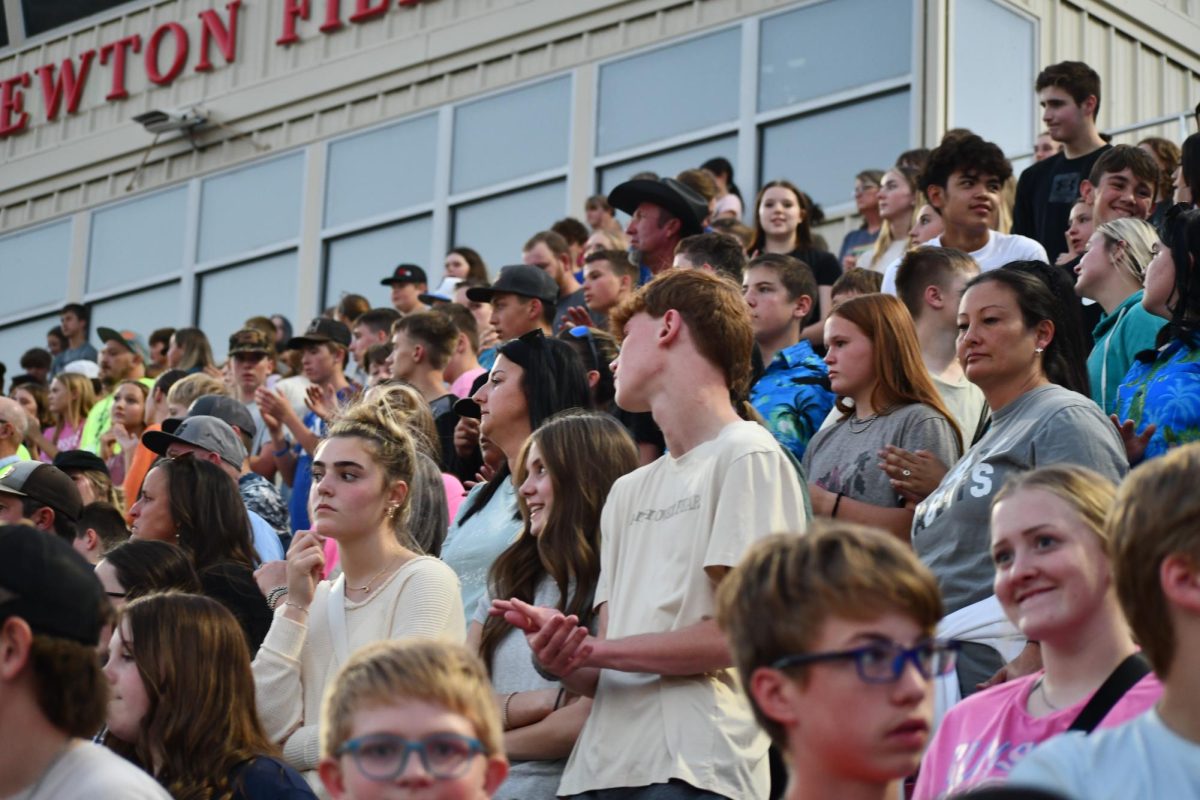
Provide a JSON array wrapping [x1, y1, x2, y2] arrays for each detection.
[[277, 0, 311, 46], [0, 73, 31, 136], [35, 51, 96, 120], [145, 23, 190, 85], [321, 0, 344, 33], [196, 1, 242, 72], [99, 34, 143, 100], [349, 0, 388, 23]]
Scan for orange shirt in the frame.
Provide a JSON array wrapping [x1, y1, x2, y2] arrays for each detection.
[[122, 423, 161, 521]]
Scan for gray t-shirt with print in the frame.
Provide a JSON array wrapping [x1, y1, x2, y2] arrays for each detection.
[[803, 403, 962, 508], [913, 385, 1127, 616]]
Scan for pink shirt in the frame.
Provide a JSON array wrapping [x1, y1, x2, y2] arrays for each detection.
[[450, 367, 487, 400], [913, 669, 1162, 799], [41, 420, 82, 461]]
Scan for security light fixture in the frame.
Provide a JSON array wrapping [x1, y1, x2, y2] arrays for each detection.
[[132, 107, 208, 134]]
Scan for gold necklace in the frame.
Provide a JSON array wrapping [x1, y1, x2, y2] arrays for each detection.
[[346, 555, 401, 594]]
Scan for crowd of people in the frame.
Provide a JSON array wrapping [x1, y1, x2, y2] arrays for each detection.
[[2, 58, 1200, 800]]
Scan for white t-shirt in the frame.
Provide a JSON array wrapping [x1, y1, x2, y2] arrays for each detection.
[[931, 372, 988, 444], [6, 739, 170, 799], [557, 421, 809, 799], [1007, 708, 1200, 799], [881, 231, 1049, 294]]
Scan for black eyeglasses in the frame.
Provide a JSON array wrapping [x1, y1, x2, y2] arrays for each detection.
[[771, 639, 960, 684], [567, 325, 601, 371], [336, 733, 487, 781]]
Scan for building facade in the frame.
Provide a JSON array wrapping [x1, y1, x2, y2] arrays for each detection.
[[0, 0, 1197, 367]]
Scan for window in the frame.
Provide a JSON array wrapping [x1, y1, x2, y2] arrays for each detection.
[[325, 114, 438, 228], [90, 283, 182, 345], [760, 90, 911, 209], [451, 77, 571, 194], [197, 153, 304, 264], [198, 253, 299, 361], [21, 0, 132, 37], [758, 0, 911, 112], [88, 187, 188, 293], [0, 314, 58, 380], [599, 136, 738, 195], [597, 28, 740, 156], [324, 216, 433, 310], [0, 221, 71, 318], [952, 0, 1036, 156], [452, 182, 565, 275]]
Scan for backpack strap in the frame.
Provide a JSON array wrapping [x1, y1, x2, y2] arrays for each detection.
[[1067, 652, 1152, 733]]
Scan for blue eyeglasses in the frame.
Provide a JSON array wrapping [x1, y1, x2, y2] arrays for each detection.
[[771, 639, 960, 684], [567, 325, 601, 371], [336, 733, 487, 781]]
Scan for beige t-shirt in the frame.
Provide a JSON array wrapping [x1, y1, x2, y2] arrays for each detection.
[[6, 740, 170, 800], [557, 421, 809, 799], [932, 372, 988, 444], [252, 556, 464, 783]]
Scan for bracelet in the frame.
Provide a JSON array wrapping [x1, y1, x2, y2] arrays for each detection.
[[501, 692, 515, 730], [273, 444, 292, 457], [531, 652, 560, 682], [283, 600, 308, 615], [553, 686, 566, 711], [265, 586, 289, 609], [832, 491, 845, 518]]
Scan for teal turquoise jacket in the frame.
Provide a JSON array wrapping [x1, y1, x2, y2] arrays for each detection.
[[1088, 291, 1164, 414]]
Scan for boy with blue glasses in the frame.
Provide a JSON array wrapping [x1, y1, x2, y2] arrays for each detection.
[[716, 522, 957, 800], [318, 639, 509, 800]]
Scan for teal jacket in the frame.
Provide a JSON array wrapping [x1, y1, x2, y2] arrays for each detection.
[[1088, 291, 1164, 415]]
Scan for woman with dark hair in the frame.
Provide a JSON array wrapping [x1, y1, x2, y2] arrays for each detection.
[[750, 179, 842, 347], [445, 246, 491, 283], [1176, 132, 1200, 206], [95, 540, 202, 609], [103, 593, 314, 799], [1114, 205, 1200, 463], [700, 156, 743, 221], [441, 331, 591, 629], [469, 413, 638, 799], [166, 327, 217, 374], [127, 456, 271, 651], [803, 294, 962, 540], [908, 264, 1127, 699]]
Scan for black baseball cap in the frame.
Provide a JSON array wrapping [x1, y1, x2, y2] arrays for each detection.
[[0, 525, 106, 645], [381, 264, 428, 286], [0, 461, 83, 522], [287, 317, 352, 350], [53, 449, 109, 476], [465, 265, 559, 306], [452, 372, 490, 420], [607, 177, 708, 237]]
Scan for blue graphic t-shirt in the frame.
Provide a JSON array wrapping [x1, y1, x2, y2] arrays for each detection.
[[749, 340, 835, 462]]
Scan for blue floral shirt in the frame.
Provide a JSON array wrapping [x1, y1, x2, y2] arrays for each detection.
[[1115, 338, 1200, 461], [749, 340, 836, 462]]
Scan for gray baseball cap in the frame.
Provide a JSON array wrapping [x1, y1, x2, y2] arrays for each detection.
[[142, 415, 248, 469]]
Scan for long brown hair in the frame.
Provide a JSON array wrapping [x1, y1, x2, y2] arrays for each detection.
[[51, 372, 96, 430], [478, 413, 638, 671], [750, 179, 815, 253], [829, 294, 963, 452], [117, 592, 279, 800]]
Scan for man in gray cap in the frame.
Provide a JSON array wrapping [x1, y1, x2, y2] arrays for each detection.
[[142, 416, 285, 562], [0, 524, 170, 798], [607, 176, 709, 280], [0, 461, 82, 542], [466, 264, 560, 342]]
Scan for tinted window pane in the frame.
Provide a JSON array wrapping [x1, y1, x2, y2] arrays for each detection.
[[324, 216, 434, 310], [88, 187, 188, 293], [198, 153, 304, 263], [597, 28, 740, 156], [451, 77, 571, 194], [325, 114, 438, 228], [90, 283, 182, 349], [0, 221, 71, 318], [198, 252, 299, 361], [0, 315, 58, 382], [760, 91, 911, 210], [22, 0, 131, 36], [952, 0, 1035, 156], [759, 0, 911, 112], [452, 182, 565, 275], [599, 136, 738, 195]]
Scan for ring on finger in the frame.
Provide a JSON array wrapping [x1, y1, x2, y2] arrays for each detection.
[[902, 469, 912, 477]]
